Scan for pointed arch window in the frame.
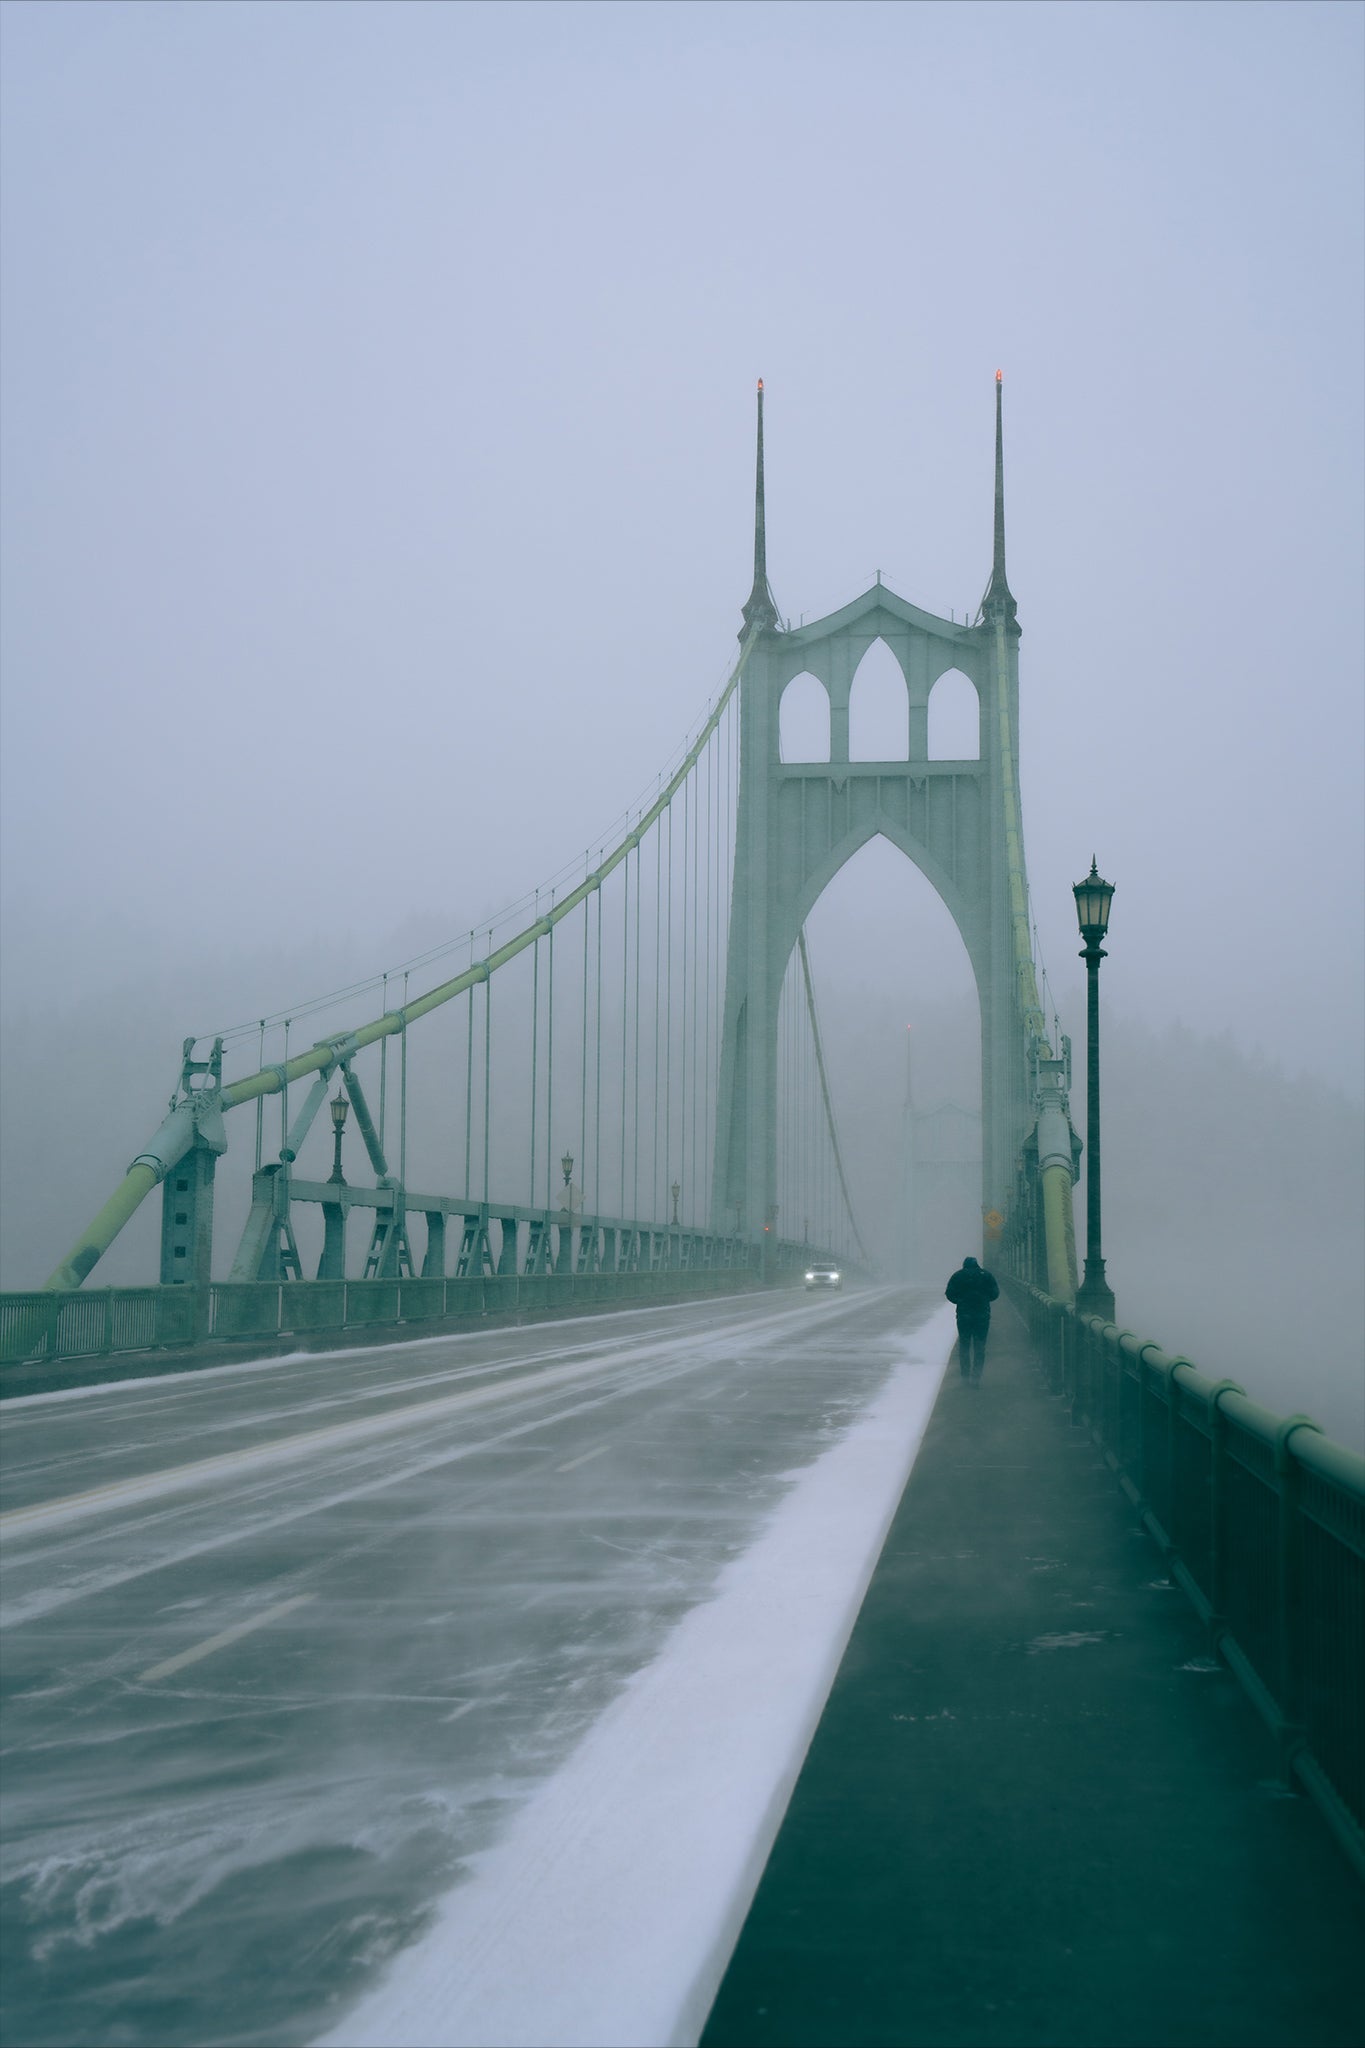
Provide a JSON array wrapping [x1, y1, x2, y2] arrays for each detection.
[[927, 668, 980, 761], [848, 639, 909, 761], [779, 672, 830, 763]]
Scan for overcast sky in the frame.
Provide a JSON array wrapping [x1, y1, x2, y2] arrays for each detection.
[[2, 0, 1362, 1120]]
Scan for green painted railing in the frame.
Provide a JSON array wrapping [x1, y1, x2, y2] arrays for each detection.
[[0, 1242, 835, 1371], [1010, 1279, 1365, 1880]]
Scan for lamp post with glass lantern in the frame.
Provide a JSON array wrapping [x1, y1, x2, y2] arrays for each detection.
[[1073, 860, 1117, 1321], [319, 1091, 350, 1279], [328, 1092, 349, 1185]]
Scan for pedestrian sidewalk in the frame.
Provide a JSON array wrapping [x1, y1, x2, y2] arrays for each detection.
[[701, 1299, 1364, 2048]]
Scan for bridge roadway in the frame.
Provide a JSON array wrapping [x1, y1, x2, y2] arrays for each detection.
[[4, 1287, 1361, 2048], [0, 1282, 952, 2048]]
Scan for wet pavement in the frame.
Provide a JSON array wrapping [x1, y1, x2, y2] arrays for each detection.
[[1, 1283, 939, 2047], [702, 1299, 1365, 2048]]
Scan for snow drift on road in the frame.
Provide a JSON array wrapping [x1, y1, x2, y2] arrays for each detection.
[[322, 1301, 955, 2048]]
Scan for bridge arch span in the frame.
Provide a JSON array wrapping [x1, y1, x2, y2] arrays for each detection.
[[776, 834, 981, 1273], [785, 822, 986, 995]]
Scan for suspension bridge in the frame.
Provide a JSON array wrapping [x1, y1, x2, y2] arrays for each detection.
[[0, 382, 1359, 2048]]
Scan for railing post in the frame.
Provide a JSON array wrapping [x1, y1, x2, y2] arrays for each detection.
[[1205, 1379, 1245, 1635], [1135, 1341, 1162, 1510], [1274, 1414, 1322, 1778], [1071, 1318, 1087, 1427], [1165, 1360, 1185, 1549]]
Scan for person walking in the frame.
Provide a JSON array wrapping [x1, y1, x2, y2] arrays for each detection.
[[946, 1254, 1000, 1383]]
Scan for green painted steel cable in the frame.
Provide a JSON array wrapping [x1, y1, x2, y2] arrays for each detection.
[[400, 971, 409, 1206], [664, 799, 673, 1222], [379, 975, 388, 1153], [580, 872, 589, 1214], [797, 929, 868, 1265], [632, 838, 641, 1224], [483, 939, 492, 1203], [594, 879, 603, 1218], [540, 901, 548, 1212], [281, 1020, 290, 1165], [255, 1021, 265, 1172], [464, 975, 473, 1202], [678, 776, 689, 1223], [46, 640, 758, 1290], [530, 898, 540, 1204], [695, 753, 703, 1226], [652, 813, 662, 1225], [619, 844, 629, 1219]]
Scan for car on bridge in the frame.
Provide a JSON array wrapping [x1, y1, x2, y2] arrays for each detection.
[[804, 1261, 842, 1291]]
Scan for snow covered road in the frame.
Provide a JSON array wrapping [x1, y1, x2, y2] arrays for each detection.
[[1, 1285, 952, 2047]]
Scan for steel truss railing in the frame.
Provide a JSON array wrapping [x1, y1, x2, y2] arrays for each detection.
[[1010, 1279, 1365, 1879], [1, 1233, 837, 1370]]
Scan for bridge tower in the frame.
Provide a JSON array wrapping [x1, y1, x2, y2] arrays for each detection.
[[713, 376, 1056, 1267]]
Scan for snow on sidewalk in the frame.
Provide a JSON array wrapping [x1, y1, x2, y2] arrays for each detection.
[[322, 1302, 955, 2048]]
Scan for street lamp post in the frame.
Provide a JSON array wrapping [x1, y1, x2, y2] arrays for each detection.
[[319, 1092, 350, 1280], [561, 1152, 574, 1207], [1073, 860, 1117, 1321], [329, 1092, 349, 1185], [671, 1180, 681, 1228]]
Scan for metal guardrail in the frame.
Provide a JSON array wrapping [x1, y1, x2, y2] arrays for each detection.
[[0, 1258, 782, 1371], [1010, 1280, 1365, 1880]]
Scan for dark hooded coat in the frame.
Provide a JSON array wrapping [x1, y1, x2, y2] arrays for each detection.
[[945, 1256, 999, 1329]]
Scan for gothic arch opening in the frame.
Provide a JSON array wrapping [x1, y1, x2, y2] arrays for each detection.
[[779, 833, 980, 1279], [848, 638, 909, 761], [779, 671, 830, 763], [927, 668, 980, 760]]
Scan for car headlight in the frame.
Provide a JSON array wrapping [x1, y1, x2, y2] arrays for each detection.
[[805, 1271, 815, 1281]]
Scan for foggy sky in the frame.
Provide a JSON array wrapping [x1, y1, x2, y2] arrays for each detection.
[[2, 3, 1363, 1313]]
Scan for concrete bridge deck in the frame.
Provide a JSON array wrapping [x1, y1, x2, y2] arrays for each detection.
[[703, 1302, 1364, 2048]]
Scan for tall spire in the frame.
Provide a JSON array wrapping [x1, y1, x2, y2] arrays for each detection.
[[741, 378, 779, 637], [981, 369, 1018, 629]]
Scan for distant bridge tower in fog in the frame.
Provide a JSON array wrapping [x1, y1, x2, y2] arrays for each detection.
[[713, 374, 1065, 1270], [32, 371, 1077, 1321]]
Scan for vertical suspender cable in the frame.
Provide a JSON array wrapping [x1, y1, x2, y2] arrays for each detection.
[[530, 896, 539, 1205], [580, 864, 589, 1212], [679, 775, 688, 1225], [690, 755, 700, 1228], [400, 970, 409, 1211], [594, 877, 603, 1218], [464, 972, 473, 1201], [632, 837, 642, 1226], [379, 973, 388, 1152], [653, 811, 662, 1226], [281, 1020, 290, 1161], [712, 724, 720, 1220], [545, 894, 555, 1212], [527, 909, 540, 1196], [619, 840, 629, 1219], [664, 801, 673, 1222], [483, 936, 492, 1203], [255, 1020, 265, 1171]]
